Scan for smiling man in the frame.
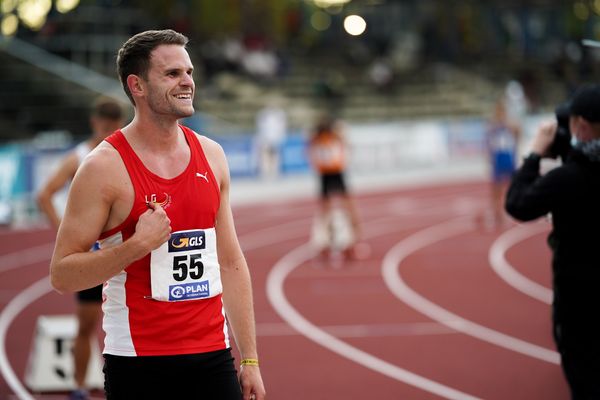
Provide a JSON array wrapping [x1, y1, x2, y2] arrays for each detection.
[[50, 29, 266, 400]]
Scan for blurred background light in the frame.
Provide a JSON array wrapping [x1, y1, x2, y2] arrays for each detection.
[[311, 10, 331, 31], [344, 14, 366, 36], [593, 0, 600, 15], [17, 0, 52, 31], [1, 13, 18, 36], [324, 4, 343, 15], [1, 0, 18, 14], [313, 0, 351, 8], [574, 1, 590, 20], [56, 0, 80, 14]]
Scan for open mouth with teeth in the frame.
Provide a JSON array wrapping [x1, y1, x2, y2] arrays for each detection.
[[174, 93, 192, 100]]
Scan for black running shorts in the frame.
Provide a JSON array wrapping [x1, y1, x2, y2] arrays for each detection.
[[76, 284, 103, 303], [320, 172, 347, 198], [103, 348, 242, 399]]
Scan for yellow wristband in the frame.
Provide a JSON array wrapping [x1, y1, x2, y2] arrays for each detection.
[[240, 358, 259, 367]]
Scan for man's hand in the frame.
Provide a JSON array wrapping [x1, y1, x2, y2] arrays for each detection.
[[240, 365, 266, 400], [133, 203, 171, 252], [531, 121, 557, 156]]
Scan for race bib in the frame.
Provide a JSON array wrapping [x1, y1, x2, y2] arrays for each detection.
[[150, 228, 222, 302]]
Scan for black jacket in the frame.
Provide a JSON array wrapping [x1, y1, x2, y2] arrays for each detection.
[[505, 141, 600, 328]]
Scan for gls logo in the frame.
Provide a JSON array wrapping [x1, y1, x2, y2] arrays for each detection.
[[168, 230, 206, 253]]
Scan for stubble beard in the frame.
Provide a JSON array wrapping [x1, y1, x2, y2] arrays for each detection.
[[147, 88, 195, 120]]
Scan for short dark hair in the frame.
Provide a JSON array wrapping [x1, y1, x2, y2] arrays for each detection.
[[116, 29, 189, 104], [91, 97, 124, 120]]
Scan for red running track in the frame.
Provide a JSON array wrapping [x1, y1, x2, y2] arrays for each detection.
[[0, 181, 569, 399]]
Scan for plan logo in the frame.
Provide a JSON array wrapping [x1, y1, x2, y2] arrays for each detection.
[[169, 281, 210, 301]]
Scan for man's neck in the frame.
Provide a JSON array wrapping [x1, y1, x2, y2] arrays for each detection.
[[120, 115, 191, 179], [123, 114, 183, 152]]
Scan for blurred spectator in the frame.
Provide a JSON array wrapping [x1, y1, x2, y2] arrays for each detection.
[[478, 95, 520, 229], [36, 97, 124, 400], [368, 58, 394, 92], [389, 32, 422, 72], [241, 32, 280, 82], [314, 71, 346, 102], [517, 68, 541, 112], [255, 100, 287, 179], [308, 116, 362, 262], [223, 36, 244, 71], [504, 79, 528, 128], [242, 47, 279, 82]]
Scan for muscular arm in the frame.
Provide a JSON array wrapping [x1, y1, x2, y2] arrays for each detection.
[[50, 144, 171, 293], [36, 152, 79, 229], [203, 137, 265, 400], [218, 183, 257, 358]]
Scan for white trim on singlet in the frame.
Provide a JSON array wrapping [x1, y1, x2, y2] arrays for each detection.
[[99, 231, 137, 356], [221, 300, 230, 349]]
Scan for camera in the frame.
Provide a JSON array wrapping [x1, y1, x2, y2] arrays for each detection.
[[547, 102, 572, 160]]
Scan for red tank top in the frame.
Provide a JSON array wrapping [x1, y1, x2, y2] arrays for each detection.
[[99, 126, 229, 356]]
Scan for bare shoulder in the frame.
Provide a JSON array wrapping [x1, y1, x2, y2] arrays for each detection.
[[196, 134, 226, 158], [78, 141, 122, 176], [194, 133, 229, 185], [73, 141, 128, 200]]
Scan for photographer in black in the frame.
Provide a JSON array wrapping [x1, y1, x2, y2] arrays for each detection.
[[505, 83, 600, 399]]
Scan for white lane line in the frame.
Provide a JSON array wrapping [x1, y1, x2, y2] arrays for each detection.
[[267, 245, 482, 400], [0, 215, 316, 400], [239, 209, 447, 256], [0, 190, 477, 399], [0, 243, 54, 274], [0, 276, 50, 400], [382, 218, 560, 365], [0, 216, 325, 399], [239, 217, 312, 251], [257, 322, 455, 337], [489, 223, 552, 304]]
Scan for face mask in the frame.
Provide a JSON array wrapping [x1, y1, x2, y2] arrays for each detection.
[[571, 135, 580, 147]]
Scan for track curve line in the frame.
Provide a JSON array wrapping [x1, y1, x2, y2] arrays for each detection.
[[488, 222, 552, 304], [0, 217, 310, 400], [0, 243, 54, 274], [267, 243, 482, 400], [0, 276, 49, 400], [382, 218, 560, 365], [0, 212, 353, 399]]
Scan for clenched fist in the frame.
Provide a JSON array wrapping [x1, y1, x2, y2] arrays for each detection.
[[134, 202, 172, 253]]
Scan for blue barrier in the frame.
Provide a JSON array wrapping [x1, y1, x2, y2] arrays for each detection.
[[279, 135, 310, 175], [214, 135, 259, 178], [0, 144, 27, 201]]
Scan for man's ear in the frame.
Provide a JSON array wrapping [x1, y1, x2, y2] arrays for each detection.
[[127, 75, 144, 98]]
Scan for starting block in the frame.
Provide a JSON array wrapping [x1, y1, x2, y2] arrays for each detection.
[[24, 315, 103, 392]]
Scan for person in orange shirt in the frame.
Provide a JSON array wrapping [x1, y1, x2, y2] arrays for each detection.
[[308, 116, 361, 261]]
